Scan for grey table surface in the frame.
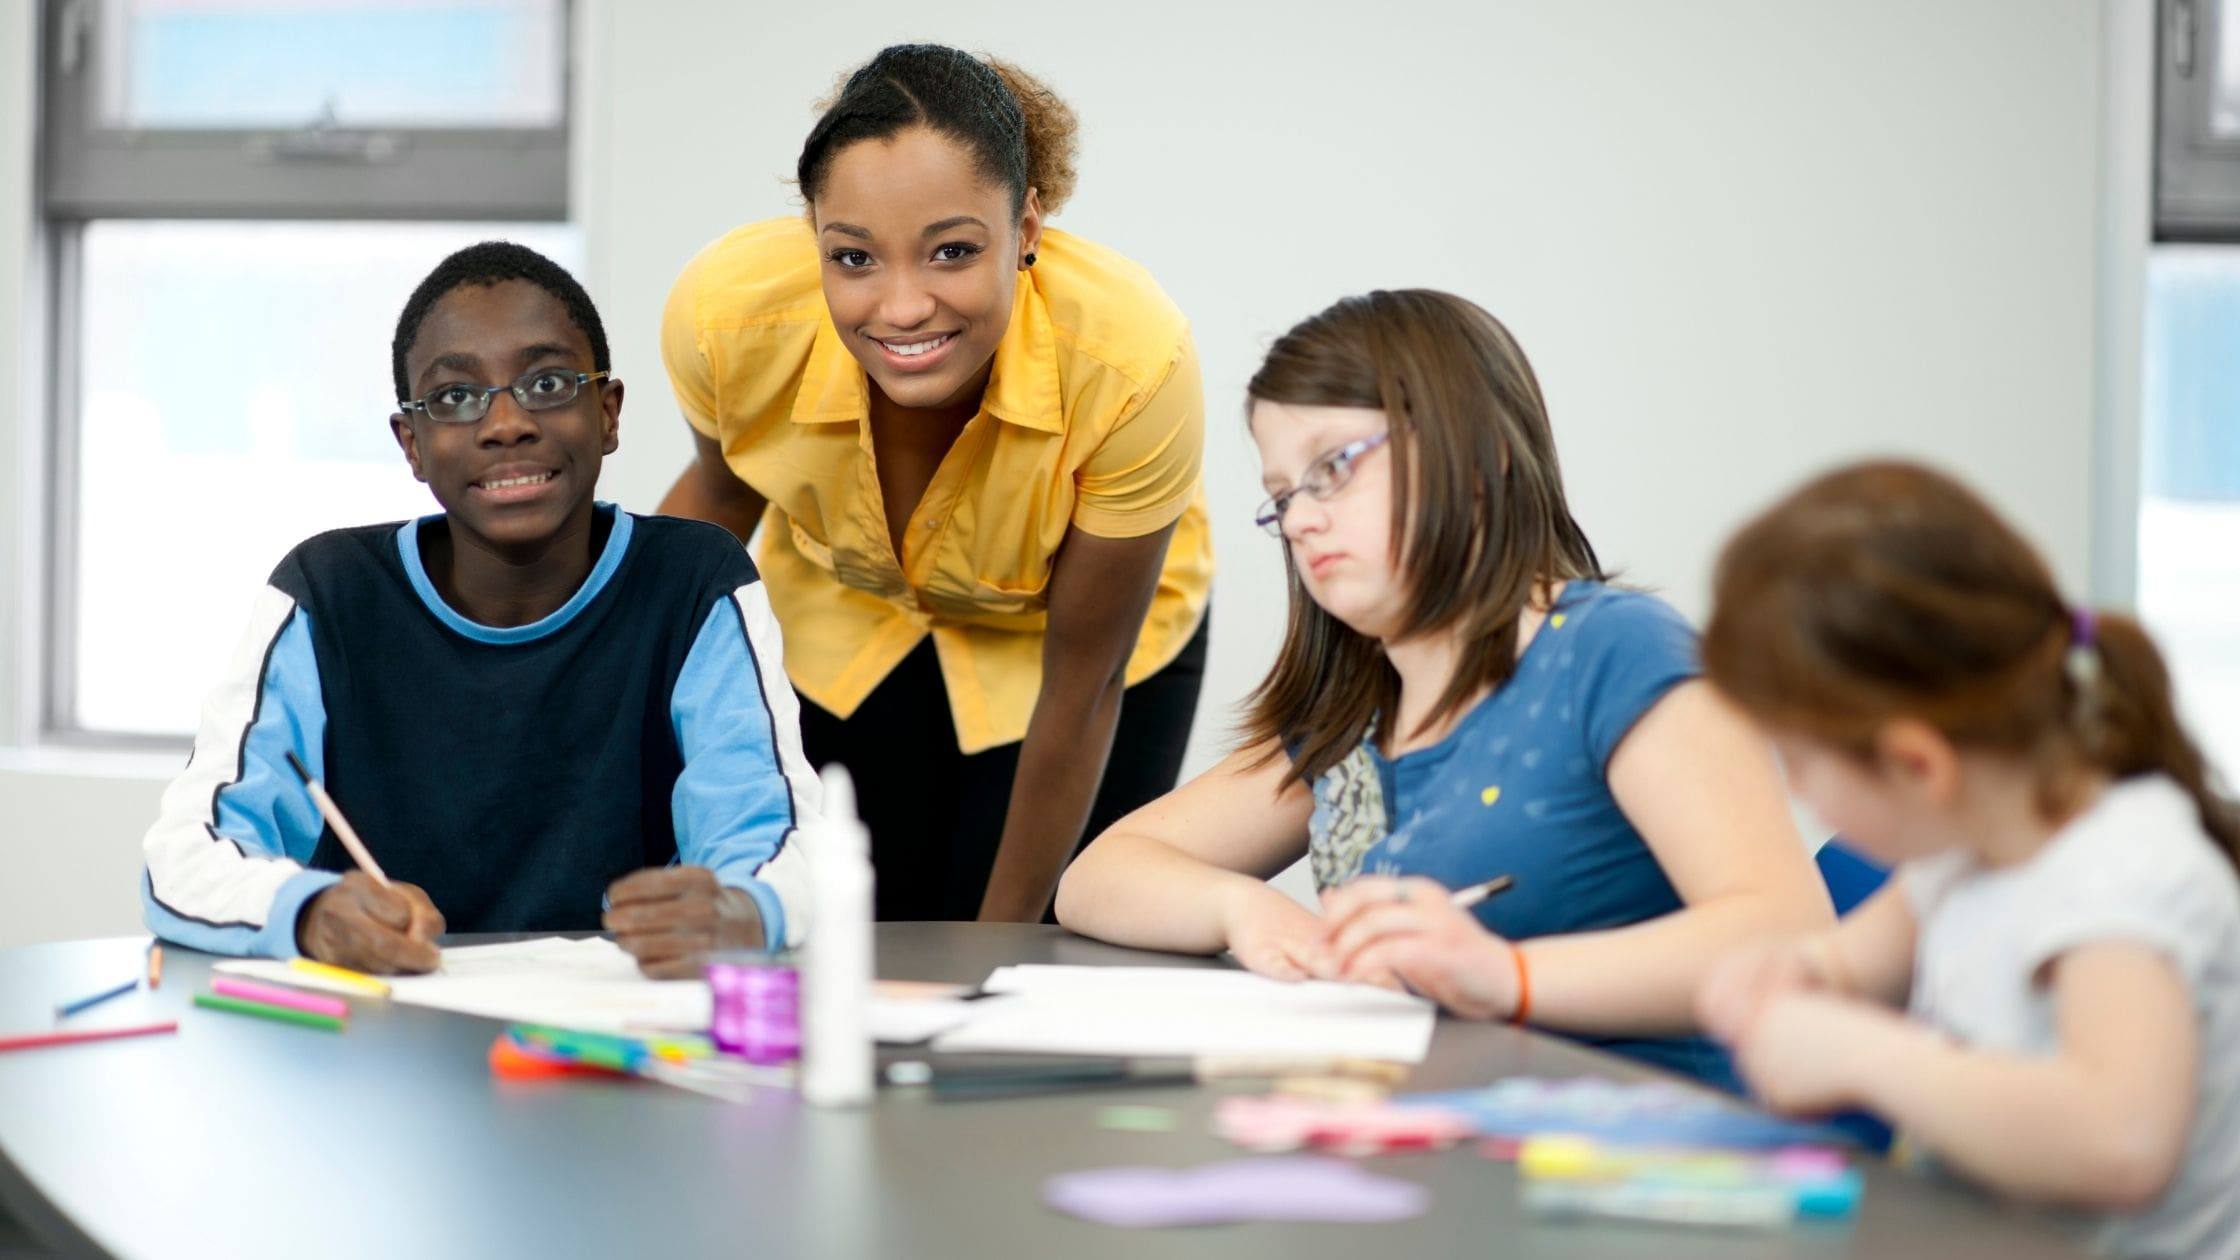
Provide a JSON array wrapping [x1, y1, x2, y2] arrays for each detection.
[[0, 924, 2088, 1260]]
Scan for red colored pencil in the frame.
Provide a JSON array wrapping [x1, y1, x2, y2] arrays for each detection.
[[0, 1021, 179, 1053]]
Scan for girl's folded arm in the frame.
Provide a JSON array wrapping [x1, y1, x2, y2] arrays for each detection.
[[1857, 940, 2196, 1212]]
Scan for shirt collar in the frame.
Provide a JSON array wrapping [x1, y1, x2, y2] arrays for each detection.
[[396, 503, 632, 645], [789, 275, 1063, 434]]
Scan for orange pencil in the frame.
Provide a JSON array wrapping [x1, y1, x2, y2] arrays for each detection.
[[147, 944, 163, 990]]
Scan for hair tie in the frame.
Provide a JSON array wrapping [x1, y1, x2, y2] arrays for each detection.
[[2065, 604, 2105, 744], [2070, 606, 2098, 651]]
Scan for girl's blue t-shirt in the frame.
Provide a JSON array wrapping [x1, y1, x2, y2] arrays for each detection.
[[1303, 581, 1736, 1087]]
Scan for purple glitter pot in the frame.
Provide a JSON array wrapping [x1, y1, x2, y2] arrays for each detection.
[[705, 952, 800, 1065]]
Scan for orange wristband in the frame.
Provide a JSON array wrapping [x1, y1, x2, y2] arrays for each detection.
[[1508, 943, 1532, 1025]]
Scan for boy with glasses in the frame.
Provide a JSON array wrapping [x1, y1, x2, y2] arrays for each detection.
[[140, 242, 816, 977]]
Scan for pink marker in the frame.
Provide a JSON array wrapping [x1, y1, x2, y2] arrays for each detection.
[[210, 976, 350, 1020]]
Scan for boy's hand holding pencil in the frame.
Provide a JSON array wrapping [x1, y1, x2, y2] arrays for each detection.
[[298, 872, 446, 975], [283, 751, 443, 973]]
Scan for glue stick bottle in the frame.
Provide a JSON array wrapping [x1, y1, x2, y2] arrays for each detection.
[[802, 763, 874, 1106]]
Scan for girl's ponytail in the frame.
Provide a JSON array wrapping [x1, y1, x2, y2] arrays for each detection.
[[1705, 460, 2240, 872], [2084, 611, 2240, 868]]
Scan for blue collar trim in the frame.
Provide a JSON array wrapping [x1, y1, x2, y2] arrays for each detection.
[[396, 503, 632, 645]]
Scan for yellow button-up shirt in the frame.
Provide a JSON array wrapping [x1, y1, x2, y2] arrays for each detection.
[[662, 217, 1213, 754]]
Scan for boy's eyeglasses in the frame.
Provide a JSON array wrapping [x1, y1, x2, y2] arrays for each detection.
[[400, 369, 610, 426], [1253, 431, 1391, 537]]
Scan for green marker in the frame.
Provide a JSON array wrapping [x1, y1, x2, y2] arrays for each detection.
[[194, 992, 345, 1033], [512, 1025, 646, 1072]]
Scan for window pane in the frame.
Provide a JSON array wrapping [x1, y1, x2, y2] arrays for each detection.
[[2221, 1, 2240, 138], [2138, 246, 2240, 779], [71, 220, 580, 736], [101, 0, 565, 129]]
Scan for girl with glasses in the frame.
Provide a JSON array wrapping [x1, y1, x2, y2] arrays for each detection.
[[1056, 290, 1831, 1084]]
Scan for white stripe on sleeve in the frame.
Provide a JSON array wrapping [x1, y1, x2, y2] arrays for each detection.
[[731, 581, 821, 947], [142, 585, 310, 929]]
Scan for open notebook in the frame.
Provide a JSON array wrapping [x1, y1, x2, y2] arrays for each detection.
[[217, 937, 708, 1032], [928, 965, 1437, 1063], [218, 947, 1438, 1061]]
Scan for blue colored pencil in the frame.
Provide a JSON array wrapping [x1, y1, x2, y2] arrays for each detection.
[[55, 978, 138, 1020]]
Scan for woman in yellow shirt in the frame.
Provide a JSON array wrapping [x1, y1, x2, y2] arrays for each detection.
[[659, 45, 1212, 923]]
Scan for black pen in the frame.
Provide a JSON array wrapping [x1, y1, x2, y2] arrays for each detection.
[[911, 1060, 1194, 1101]]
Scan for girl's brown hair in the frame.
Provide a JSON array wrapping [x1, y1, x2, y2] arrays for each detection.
[[1240, 290, 1604, 784], [1703, 459, 2239, 866]]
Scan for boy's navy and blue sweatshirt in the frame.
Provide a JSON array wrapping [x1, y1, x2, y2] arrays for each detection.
[[141, 504, 818, 957]]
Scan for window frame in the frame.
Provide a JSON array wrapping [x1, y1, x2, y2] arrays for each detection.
[[2157, 0, 2240, 239], [38, 0, 569, 221], [32, 0, 572, 748]]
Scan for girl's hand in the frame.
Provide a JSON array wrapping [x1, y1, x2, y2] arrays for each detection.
[[1729, 991, 1885, 1115], [1696, 937, 1835, 1044], [1221, 884, 1331, 981], [1318, 875, 1521, 1020]]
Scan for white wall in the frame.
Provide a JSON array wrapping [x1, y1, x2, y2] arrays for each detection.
[[2, 0, 2119, 945], [581, 0, 2105, 757]]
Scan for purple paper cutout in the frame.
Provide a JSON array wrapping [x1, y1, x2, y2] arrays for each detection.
[[1042, 1155, 1431, 1227]]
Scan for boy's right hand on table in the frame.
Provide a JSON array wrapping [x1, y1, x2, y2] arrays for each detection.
[[1221, 883, 1331, 982], [297, 872, 444, 974]]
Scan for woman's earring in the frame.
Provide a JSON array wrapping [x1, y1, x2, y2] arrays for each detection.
[[1022, 252, 1038, 268]]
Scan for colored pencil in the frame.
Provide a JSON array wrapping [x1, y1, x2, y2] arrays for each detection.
[[147, 944, 163, 990], [286, 957, 391, 998], [282, 752, 390, 887], [194, 992, 345, 1033], [54, 978, 137, 1020], [0, 1021, 178, 1053], [210, 976, 348, 1020]]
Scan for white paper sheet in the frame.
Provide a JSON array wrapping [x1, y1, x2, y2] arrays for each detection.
[[216, 937, 710, 1032], [927, 965, 1436, 1063], [866, 996, 1000, 1045]]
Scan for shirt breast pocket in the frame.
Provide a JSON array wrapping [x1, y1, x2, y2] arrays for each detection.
[[968, 568, 1051, 616], [786, 516, 837, 573]]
